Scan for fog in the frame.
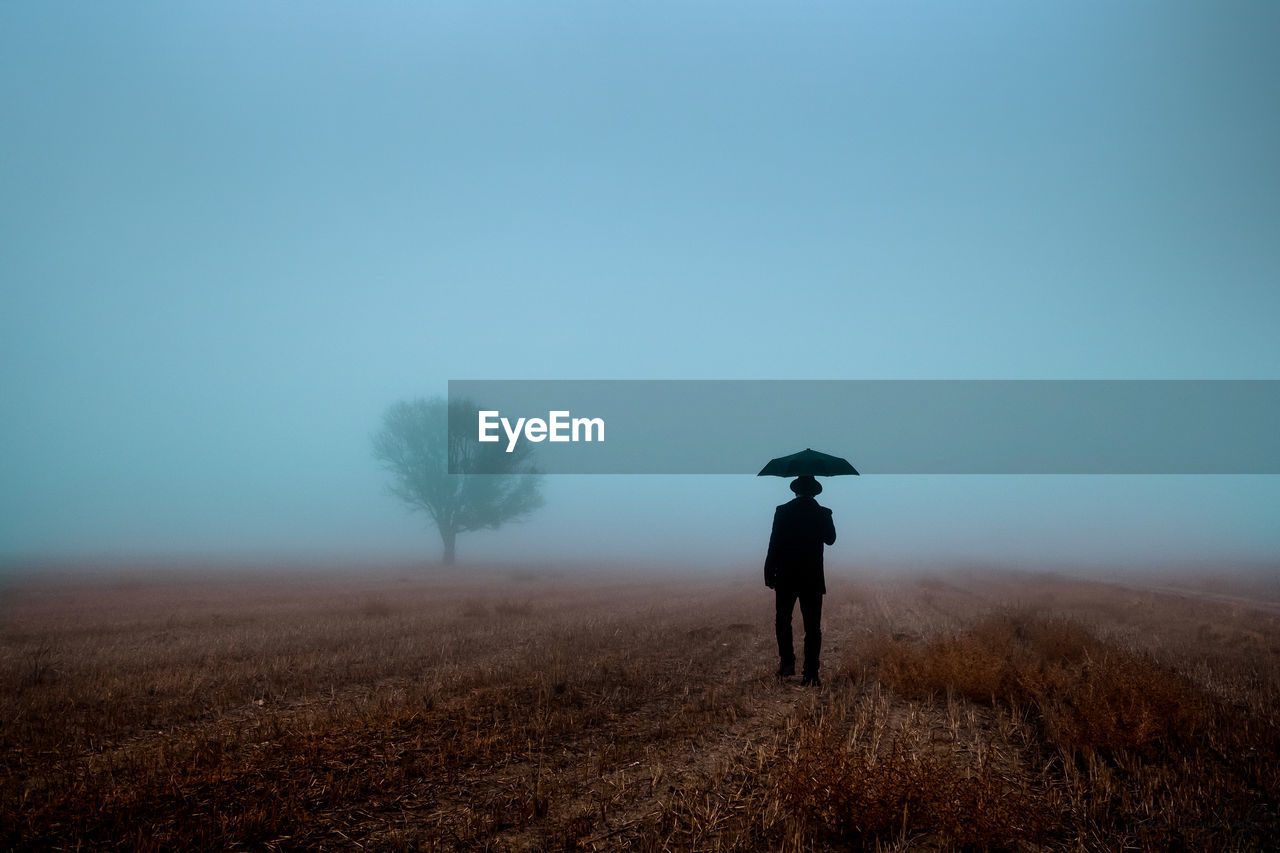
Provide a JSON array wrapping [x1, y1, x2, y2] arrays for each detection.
[[3, 4, 1279, 573]]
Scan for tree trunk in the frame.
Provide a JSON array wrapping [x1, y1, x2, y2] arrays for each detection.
[[441, 526, 457, 565]]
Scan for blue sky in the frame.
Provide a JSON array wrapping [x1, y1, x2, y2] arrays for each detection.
[[2, 2, 1278, 568]]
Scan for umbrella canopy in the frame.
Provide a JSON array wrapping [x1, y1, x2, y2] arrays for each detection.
[[757, 448, 859, 477]]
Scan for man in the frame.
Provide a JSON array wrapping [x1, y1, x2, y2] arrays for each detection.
[[764, 475, 836, 686]]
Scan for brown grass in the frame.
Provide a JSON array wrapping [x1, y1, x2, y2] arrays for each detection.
[[2, 566, 1278, 850]]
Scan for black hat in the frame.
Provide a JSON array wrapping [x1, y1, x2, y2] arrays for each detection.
[[790, 475, 822, 496]]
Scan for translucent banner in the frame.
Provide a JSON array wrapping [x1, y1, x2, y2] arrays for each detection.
[[446, 380, 1280, 474]]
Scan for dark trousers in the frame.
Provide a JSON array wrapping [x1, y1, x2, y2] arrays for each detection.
[[775, 589, 823, 676]]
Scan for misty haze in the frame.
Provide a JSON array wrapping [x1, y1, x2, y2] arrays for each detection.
[[3, 3, 1279, 850]]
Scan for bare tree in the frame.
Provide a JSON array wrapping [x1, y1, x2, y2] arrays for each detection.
[[372, 396, 543, 564]]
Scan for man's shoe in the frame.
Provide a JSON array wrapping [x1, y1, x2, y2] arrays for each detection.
[[777, 662, 795, 678], [801, 673, 821, 687]]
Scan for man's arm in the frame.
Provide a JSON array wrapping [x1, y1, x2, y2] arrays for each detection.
[[764, 508, 783, 588], [823, 508, 836, 546]]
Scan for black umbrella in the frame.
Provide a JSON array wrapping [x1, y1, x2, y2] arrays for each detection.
[[757, 448, 859, 477]]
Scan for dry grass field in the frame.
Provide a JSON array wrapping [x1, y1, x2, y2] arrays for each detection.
[[2, 563, 1279, 851]]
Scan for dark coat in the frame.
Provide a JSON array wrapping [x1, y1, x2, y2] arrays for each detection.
[[764, 496, 836, 595]]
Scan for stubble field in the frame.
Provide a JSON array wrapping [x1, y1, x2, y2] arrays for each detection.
[[2, 563, 1278, 851]]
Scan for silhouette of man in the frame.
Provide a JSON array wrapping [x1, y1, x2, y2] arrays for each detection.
[[764, 475, 836, 686]]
